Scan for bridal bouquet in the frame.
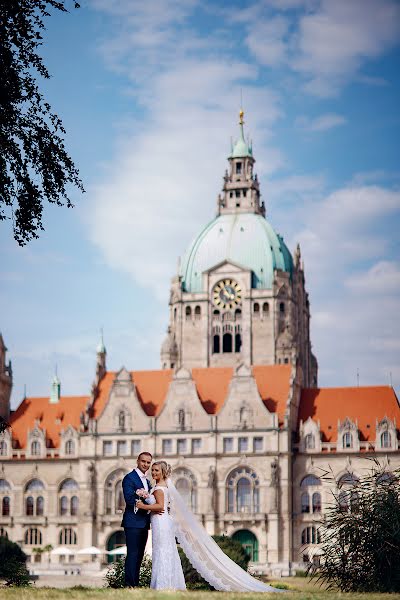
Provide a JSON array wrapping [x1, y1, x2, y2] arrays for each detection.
[[134, 488, 155, 513]]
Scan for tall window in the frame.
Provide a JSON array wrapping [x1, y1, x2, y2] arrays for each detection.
[[253, 303, 259, 314], [262, 302, 269, 315], [381, 431, 391, 448], [2, 496, 10, 516], [105, 469, 127, 515], [192, 439, 202, 454], [226, 467, 260, 513], [173, 468, 197, 513], [185, 306, 191, 320], [0, 480, 11, 517], [0, 441, 7, 456], [118, 411, 126, 431], [279, 302, 285, 314], [213, 335, 220, 353], [300, 475, 322, 515], [117, 441, 127, 456], [338, 473, 359, 513], [178, 409, 185, 430], [25, 528, 42, 545], [253, 437, 263, 452], [343, 432, 353, 448], [31, 441, 40, 456], [238, 437, 248, 453], [177, 439, 187, 454], [194, 306, 201, 319], [59, 479, 79, 516], [223, 333, 232, 353], [25, 479, 45, 516], [305, 434, 315, 449], [103, 441, 113, 456], [65, 440, 75, 455], [59, 528, 77, 545], [235, 333, 242, 352], [301, 526, 320, 544], [236, 162, 242, 174]]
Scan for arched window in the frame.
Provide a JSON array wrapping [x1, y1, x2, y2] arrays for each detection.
[[381, 431, 391, 448], [2, 496, 10, 516], [262, 302, 269, 315], [0, 527, 8, 539], [312, 492, 321, 513], [60, 496, 68, 516], [194, 306, 201, 319], [227, 467, 260, 513], [58, 479, 79, 516], [105, 469, 128, 515], [376, 472, 395, 485], [65, 440, 75, 455], [338, 473, 359, 513], [173, 468, 197, 513], [31, 441, 40, 456], [232, 530, 259, 562], [301, 475, 321, 487], [213, 309, 220, 318], [0, 480, 11, 517], [25, 528, 42, 545], [36, 496, 44, 516], [235, 308, 242, 319], [338, 473, 358, 487], [0, 441, 7, 456], [59, 528, 77, 545], [301, 526, 320, 545], [223, 333, 232, 353], [235, 333, 242, 353], [26, 496, 34, 515], [71, 496, 79, 516], [213, 335, 220, 353], [343, 432, 353, 448], [279, 302, 285, 314], [301, 492, 310, 513], [305, 434, 315, 449], [173, 307, 177, 321], [115, 480, 125, 512], [185, 306, 192, 320], [253, 303, 259, 314]]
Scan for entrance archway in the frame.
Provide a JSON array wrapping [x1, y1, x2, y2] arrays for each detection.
[[106, 530, 125, 563], [232, 529, 259, 562]]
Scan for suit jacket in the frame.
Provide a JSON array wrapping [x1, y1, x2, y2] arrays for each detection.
[[121, 470, 151, 529]]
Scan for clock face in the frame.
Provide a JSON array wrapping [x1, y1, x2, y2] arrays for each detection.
[[213, 279, 242, 309]]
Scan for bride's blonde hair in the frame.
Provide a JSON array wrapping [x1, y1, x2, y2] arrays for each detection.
[[152, 460, 172, 480]]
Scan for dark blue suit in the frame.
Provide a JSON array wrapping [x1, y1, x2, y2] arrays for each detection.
[[121, 470, 151, 587]]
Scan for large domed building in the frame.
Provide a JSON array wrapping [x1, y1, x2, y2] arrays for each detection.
[[0, 112, 398, 577]]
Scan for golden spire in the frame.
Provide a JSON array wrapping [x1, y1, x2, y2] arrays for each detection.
[[239, 108, 244, 125]]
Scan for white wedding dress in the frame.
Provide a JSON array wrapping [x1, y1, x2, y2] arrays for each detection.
[[149, 480, 283, 593], [150, 485, 186, 590]]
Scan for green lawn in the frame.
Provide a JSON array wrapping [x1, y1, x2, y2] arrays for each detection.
[[0, 579, 397, 600]]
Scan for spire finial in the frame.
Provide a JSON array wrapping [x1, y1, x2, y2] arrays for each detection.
[[97, 328, 106, 354], [239, 108, 244, 126]]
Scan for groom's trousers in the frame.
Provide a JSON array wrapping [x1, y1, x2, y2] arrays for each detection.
[[124, 527, 149, 587]]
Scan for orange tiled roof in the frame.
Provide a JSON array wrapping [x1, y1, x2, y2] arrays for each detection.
[[299, 386, 400, 441], [192, 367, 233, 413], [90, 369, 174, 419], [253, 364, 292, 425], [9, 395, 89, 449]]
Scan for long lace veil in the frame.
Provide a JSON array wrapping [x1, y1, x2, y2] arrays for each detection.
[[166, 478, 283, 592]]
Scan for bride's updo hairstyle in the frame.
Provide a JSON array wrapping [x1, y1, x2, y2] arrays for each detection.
[[153, 460, 172, 480]]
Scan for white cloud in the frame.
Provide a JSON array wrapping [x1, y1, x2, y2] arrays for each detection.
[[245, 16, 290, 67], [345, 261, 400, 294], [295, 113, 347, 132]]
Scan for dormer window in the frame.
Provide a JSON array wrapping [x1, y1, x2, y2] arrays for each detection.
[[31, 441, 40, 456], [381, 431, 391, 448], [236, 162, 242, 174], [343, 432, 353, 448]]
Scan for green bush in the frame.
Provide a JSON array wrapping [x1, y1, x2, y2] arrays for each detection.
[[178, 534, 251, 590], [311, 462, 400, 592], [104, 554, 152, 588], [0, 537, 30, 587], [1, 559, 31, 587]]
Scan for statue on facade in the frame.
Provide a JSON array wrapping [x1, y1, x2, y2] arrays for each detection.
[[270, 459, 279, 486], [208, 466, 216, 488]]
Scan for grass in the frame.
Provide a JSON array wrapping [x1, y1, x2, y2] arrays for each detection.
[[0, 579, 396, 600]]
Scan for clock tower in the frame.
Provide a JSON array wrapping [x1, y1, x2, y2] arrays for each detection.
[[161, 112, 318, 386]]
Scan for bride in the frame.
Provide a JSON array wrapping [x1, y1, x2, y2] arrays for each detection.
[[135, 460, 283, 592]]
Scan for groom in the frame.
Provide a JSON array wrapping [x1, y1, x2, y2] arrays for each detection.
[[121, 451, 162, 587]]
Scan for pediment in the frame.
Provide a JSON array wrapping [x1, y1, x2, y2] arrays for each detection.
[[205, 259, 250, 275], [114, 367, 132, 383]]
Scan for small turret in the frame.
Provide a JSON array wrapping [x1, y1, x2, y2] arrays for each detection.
[[50, 370, 61, 404], [161, 327, 178, 369], [96, 330, 107, 382]]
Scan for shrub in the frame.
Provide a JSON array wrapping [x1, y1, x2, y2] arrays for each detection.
[[1, 559, 31, 587], [0, 537, 30, 586], [311, 461, 400, 592], [104, 554, 152, 588], [178, 534, 251, 590]]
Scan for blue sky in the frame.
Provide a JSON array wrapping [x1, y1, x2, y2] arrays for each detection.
[[1, 0, 400, 408]]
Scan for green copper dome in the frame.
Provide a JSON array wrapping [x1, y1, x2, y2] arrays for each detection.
[[180, 213, 293, 293]]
